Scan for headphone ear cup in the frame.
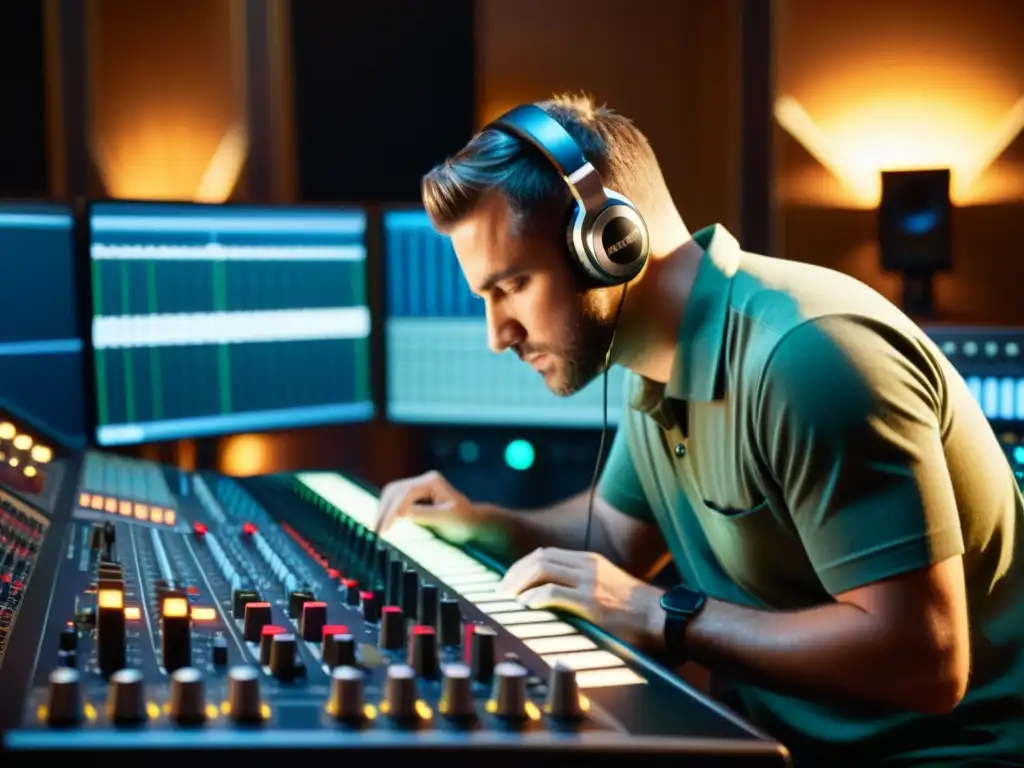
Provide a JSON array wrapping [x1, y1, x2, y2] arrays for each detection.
[[565, 201, 607, 285]]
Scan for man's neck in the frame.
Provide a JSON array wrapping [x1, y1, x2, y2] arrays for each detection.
[[613, 234, 704, 384]]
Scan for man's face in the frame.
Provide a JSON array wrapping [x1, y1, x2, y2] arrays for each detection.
[[448, 193, 618, 396]]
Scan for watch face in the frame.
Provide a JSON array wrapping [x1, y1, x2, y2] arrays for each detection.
[[663, 586, 703, 615]]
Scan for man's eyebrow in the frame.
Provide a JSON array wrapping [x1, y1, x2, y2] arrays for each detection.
[[474, 266, 521, 295]]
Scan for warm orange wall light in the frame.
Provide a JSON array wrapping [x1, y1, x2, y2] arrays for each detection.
[[775, 93, 1024, 208]]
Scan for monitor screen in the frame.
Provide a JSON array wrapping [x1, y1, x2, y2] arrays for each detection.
[[383, 208, 625, 427], [924, 325, 1024, 423], [0, 202, 85, 442], [88, 202, 374, 446]]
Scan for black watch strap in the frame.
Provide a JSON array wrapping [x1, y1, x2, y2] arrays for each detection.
[[663, 613, 690, 662], [660, 586, 706, 662]]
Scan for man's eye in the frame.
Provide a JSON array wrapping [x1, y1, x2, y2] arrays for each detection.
[[505, 275, 528, 293]]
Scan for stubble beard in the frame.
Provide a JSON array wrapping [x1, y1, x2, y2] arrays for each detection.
[[547, 290, 617, 397]]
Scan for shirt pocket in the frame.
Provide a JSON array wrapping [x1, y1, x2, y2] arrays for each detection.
[[696, 497, 825, 608]]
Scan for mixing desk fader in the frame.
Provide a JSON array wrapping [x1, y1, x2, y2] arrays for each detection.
[[0, 411, 790, 765]]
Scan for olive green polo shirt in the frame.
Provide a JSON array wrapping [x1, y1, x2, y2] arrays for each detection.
[[599, 224, 1024, 764]]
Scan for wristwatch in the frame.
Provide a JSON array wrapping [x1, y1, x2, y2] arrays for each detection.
[[660, 585, 707, 661]]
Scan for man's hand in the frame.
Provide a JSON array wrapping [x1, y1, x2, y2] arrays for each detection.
[[375, 470, 477, 544], [499, 547, 666, 648]]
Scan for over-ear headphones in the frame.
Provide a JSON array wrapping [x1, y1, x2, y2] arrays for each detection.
[[485, 104, 649, 286]]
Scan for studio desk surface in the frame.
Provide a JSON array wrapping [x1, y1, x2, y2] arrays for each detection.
[[0, 445, 791, 766]]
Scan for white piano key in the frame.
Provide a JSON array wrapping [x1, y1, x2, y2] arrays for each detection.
[[523, 635, 597, 654], [477, 601, 526, 614], [575, 667, 646, 689], [492, 610, 559, 625], [540, 650, 624, 671]]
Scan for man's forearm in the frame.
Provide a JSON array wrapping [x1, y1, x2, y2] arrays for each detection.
[[471, 493, 618, 566], [668, 598, 960, 714]]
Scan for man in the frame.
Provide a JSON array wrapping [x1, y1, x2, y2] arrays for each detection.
[[373, 94, 1024, 765]]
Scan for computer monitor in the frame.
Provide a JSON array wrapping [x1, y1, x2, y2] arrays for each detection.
[[86, 202, 374, 446], [0, 202, 86, 443], [383, 207, 625, 427]]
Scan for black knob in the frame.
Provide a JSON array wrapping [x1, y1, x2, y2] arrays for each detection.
[[212, 634, 229, 666], [376, 545, 389, 579], [492, 661, 528, 720], [342, 578, 360, 606], [243, 602, 272, 643], [383, 663, 418, 721], [227, 665, 263, 723], [232, 589, 260, 619], [46, 667, 82, 725], [387, 559, 403, 605], [380, 606, 404, 650], [59, 627, 77, 651], [439, 598, 461, 646], [108, 668, 146, 724], [96, 588, 126, 676], [470, 625, 497, 684], [300, 602, 327, 642], [409, 625, 438, 679], [323, 633, 356, 669], [161, 602, 192, 673], [269, 633, 300, 681], [544, 661, 584, 720], [439, 662, 476, 722], [259, 625, 285, 665], [288, 590, 315, 619], [401, 569, 419, 616], [327, 665, 365, 722], [169, 667, 206, 725], [360, 590, 381, 623], [418, 583, 439, 627]]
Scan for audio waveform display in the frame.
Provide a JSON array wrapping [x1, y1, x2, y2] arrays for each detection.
[[384, 209, 625, 427], [88, 203, 373, 446], [0, 203, 86, 442]]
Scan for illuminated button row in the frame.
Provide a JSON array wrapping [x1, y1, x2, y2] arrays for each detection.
[[78, 493, 176, 527], [295, 472, 646, 690]]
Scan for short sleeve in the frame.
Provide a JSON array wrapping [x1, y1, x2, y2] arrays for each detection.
[[756, 315, 965, 596], [598, 422, 655, 522]]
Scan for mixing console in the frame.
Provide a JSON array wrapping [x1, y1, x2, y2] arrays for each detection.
[[0, 408, 790, 766]]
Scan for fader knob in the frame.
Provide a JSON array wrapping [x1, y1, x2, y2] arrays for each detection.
[[438, 598, 461, 646], [418, 583, 439, 627], [259, 625, 285, 665], [243, 602, 272, 643], [360, 591, 380, 622], [227, 665, 263, 723], [383, 663, 418, 720], [409, 625, 439, 679], [491, 661, 528, 720], [58, 627, 77, 651], [46, 667, 82, 726], [300, 602, 327, 642], [212, 634, 229, 666], [401, 569, 419, 616], [168, 667, 206, 725], [108, 668, 146, 724], [544, 661, 583, 720], [269, 633, 301, 681], [323, 633, 356, 669], [439, 662, 476, 722], [327, 666, 365, 722], [343, 578, 360, 606], [470, 625, 497, 683], [380, 606, 404, 650]]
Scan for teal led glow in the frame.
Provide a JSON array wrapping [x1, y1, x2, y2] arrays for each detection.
[[504, 439, 535, 471], [1013, 445, 1024, 466]]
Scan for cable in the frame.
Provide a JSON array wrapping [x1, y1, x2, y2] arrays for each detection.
[[583, 282, 629, 552]]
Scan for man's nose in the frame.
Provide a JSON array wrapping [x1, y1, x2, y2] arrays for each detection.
[[486, 304, 523, 354]]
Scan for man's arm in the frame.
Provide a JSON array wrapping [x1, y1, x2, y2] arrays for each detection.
[[476, 492, 666, 577], [657, 318, 970, 715]]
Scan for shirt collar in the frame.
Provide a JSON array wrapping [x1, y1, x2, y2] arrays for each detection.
[[629, 224, 742, 423]]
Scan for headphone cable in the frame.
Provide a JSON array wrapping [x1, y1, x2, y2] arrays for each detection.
[[583, 282, 629, 552]]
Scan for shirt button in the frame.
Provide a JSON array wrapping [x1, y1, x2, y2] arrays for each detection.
[[674, 442, 686, 458]]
